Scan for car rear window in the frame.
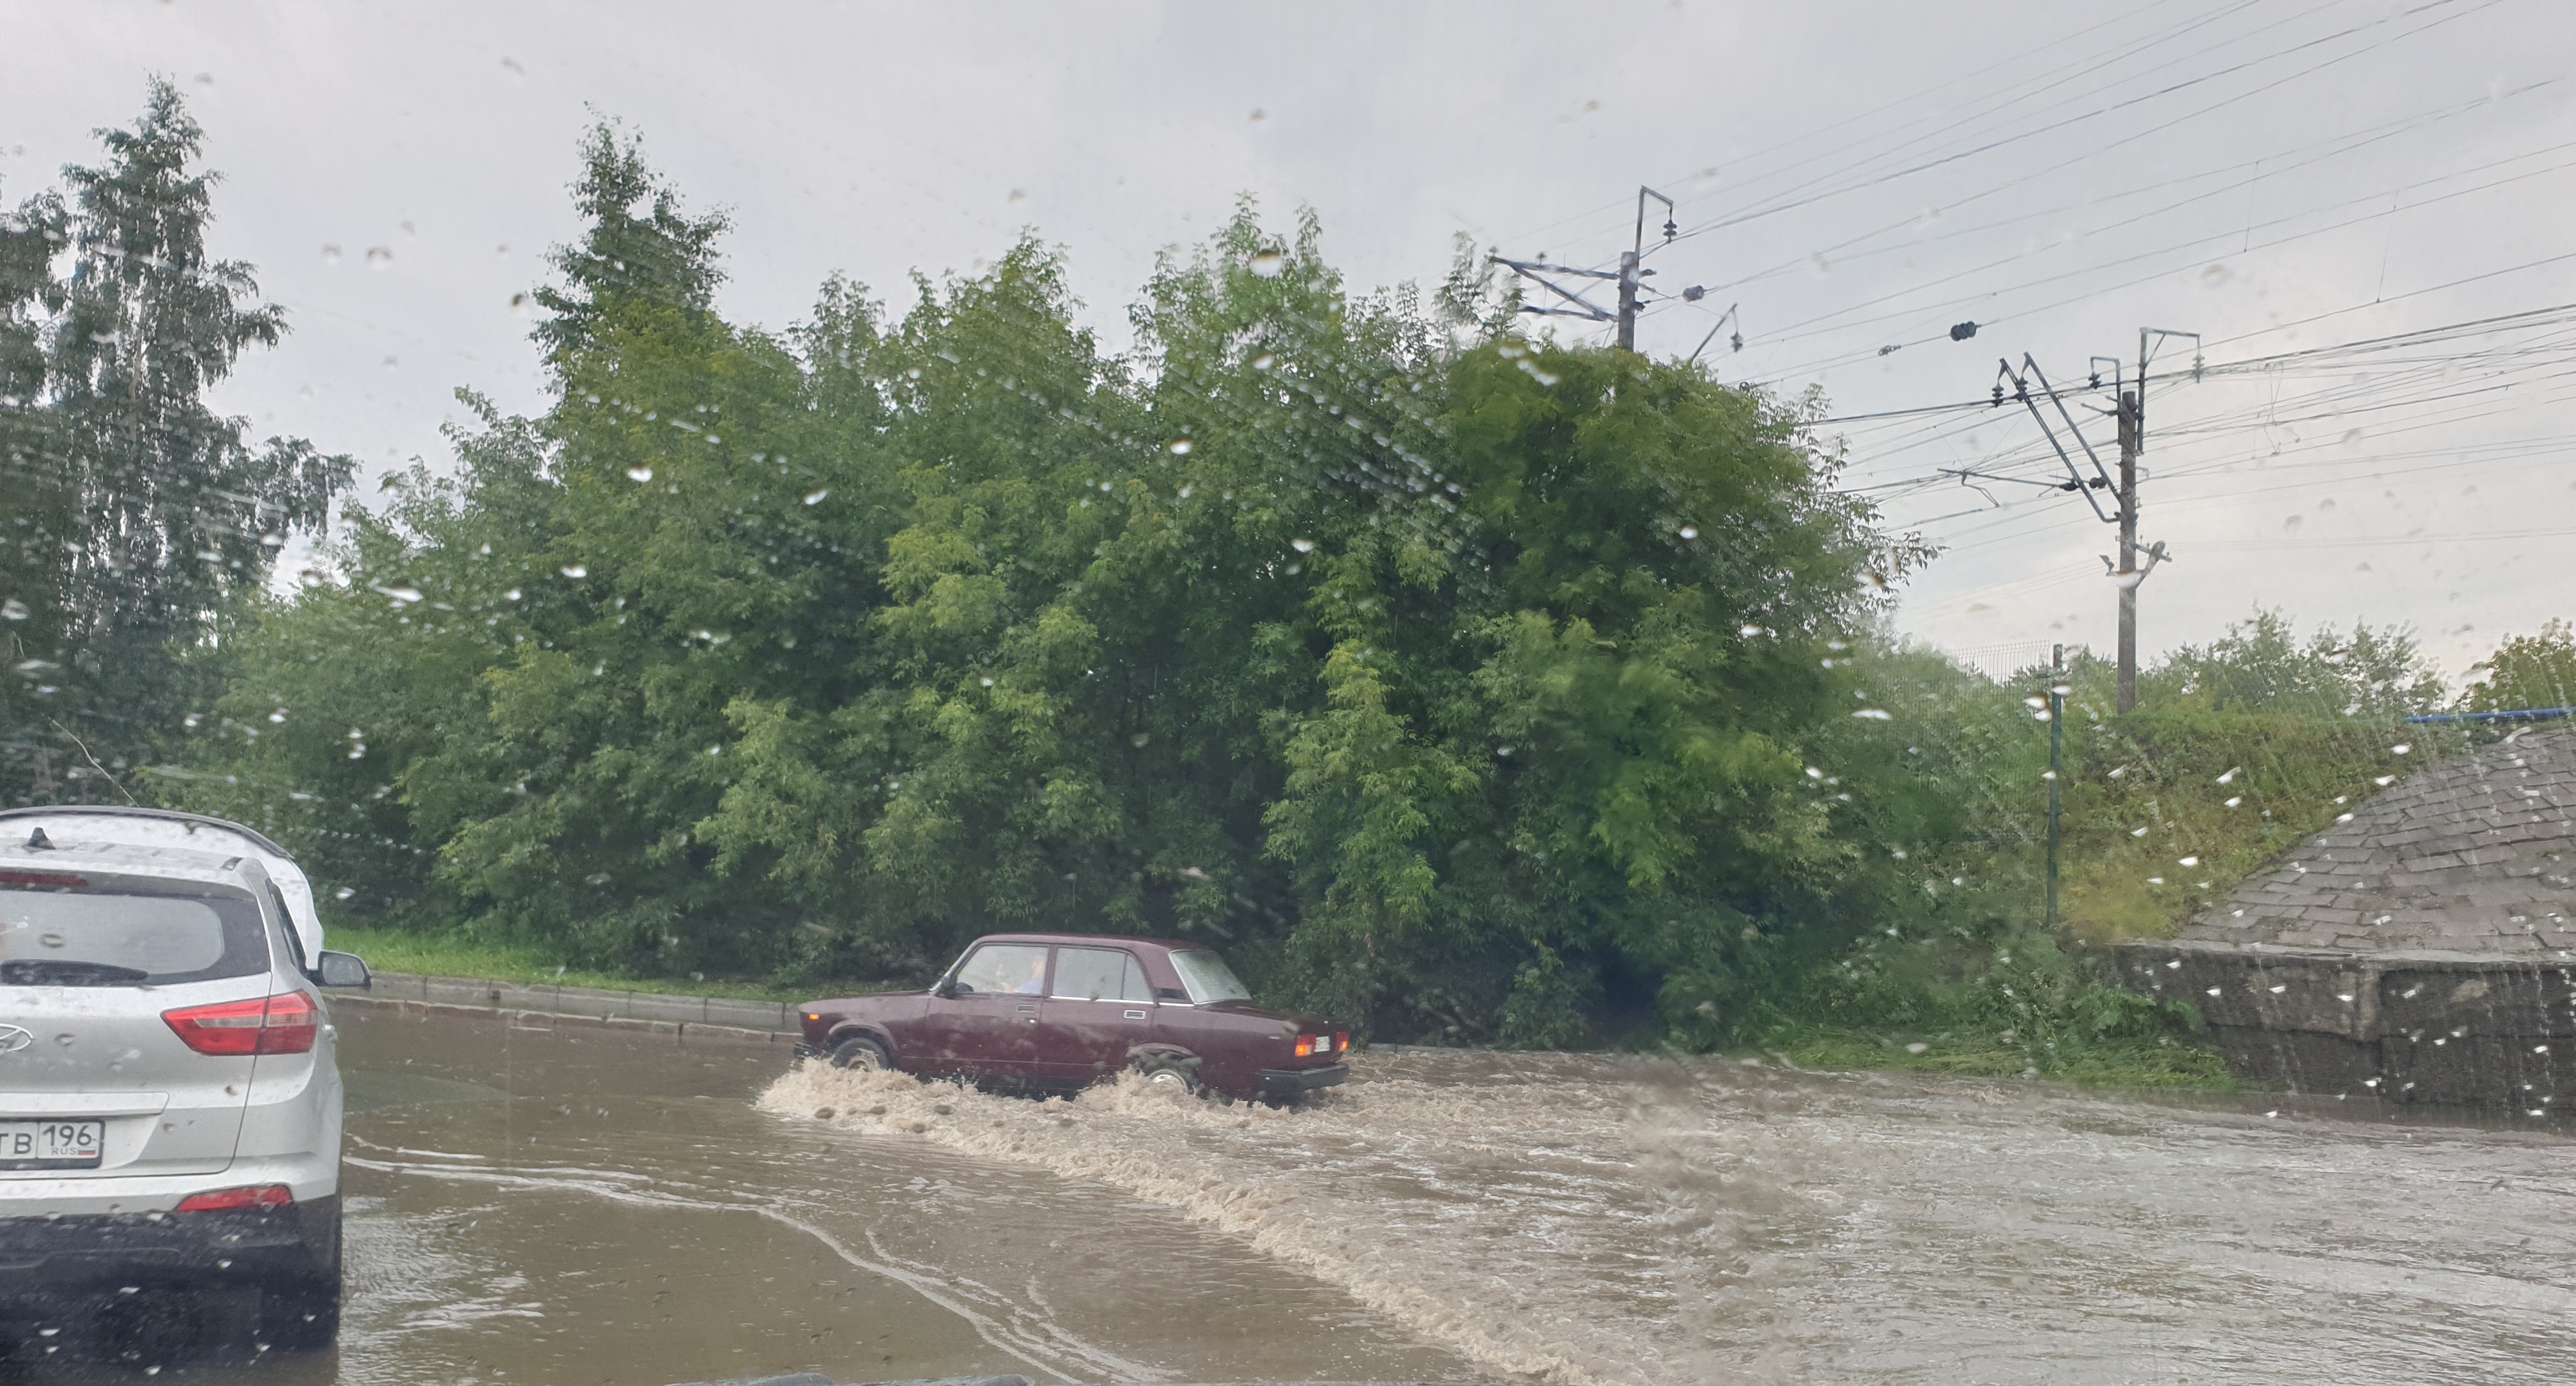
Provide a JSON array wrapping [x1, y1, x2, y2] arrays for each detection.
[[0, 874, 272, 987], [1052, 946, 1151, 1002], [1169, 948, 1251, 1005]]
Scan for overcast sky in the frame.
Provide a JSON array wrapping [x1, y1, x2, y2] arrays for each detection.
[[8, 0, 2573, 684]]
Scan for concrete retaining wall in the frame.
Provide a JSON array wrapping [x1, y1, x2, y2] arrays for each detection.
[[2115, 938, 2576, 1108], [328, 970, 814, 1046]]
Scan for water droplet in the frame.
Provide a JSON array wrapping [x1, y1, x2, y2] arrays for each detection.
[[1905, 1042, 1928, 1054], [2224, 796, 2242, 808], [334, 886, 355, 901], [2391, 743, 2412, 755], [1250, 353, 1276, 372], [1738, 624, 1763, 638], [0, 599, 22, 622], [2178, 856, 2199, 867], [560, 564, 587, 578], [979, 677, 995, 688], [1167, 439, 1193, 456], [509, 292, 530, 316], [2216, 766, 2239, 784], [1805, 766, 1824, 780], [2336, 812, 2355, 824], [804, 489, 829, 505], [1250, 251, 1285, 279], [1851, 708, 1892, 721], [1678, 525, 1699, 540], [2108, 767, 2127, 779], [37, 933, 63, 949], [365, 247, 392, 268], [626, 465, 654, 482], [2131, 826, 2150, 838], [2374, 774, 2396, 787], [1130, 732, 1151, 748], [267, 707, 288, 723], [503, 587, 521, 601], [1496, 746, 1514, 758], [1291, 538, 1315, 553]]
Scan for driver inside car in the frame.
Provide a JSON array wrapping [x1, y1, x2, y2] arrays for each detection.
[[1015, 951, 1046, 994]]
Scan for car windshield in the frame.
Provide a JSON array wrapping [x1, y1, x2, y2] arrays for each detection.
[[0, 879, 270, 986], [12, 6, 2574, 1380], [1167, 949, 1250, 1005]]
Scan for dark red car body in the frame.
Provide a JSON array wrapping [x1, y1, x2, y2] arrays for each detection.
[[797, 934, 1350, 1101]]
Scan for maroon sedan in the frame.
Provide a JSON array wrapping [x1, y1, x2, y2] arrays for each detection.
[[797, 934, 1350, 1102]]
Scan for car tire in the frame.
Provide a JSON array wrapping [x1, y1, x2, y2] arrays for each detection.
[[829, 1035, 891, 1070], [1129, 1056, 1202, 1097], [261, 1209, 342, 1351]]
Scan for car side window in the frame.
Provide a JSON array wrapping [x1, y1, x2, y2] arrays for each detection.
[[1052, 946, 1149, 1001], [952, 943, 1049, 996]]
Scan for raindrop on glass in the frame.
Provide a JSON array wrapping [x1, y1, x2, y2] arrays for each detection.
[[627, 465, 653, 482], [1250, 251, 1285, 279], [561, 564, 587, 578], [1291, 538, 1315, 553], [1167, 439, 1193, 456], [804, 489, 829, 505], [1678, 525, 1699, 540], [1851, 708, 1892, 721]]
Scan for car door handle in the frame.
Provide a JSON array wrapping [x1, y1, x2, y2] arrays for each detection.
[[1016, 1005, 1037, 1013], [1124, 1009, 1146, 1019]]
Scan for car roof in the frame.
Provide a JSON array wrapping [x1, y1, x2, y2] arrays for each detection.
[[0, 837, 272, 892], [0, 806, 294, 860], [971, 932, 1209, 953]]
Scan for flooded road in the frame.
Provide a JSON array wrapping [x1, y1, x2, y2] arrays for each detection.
[[20, 1004, 2576, 1383]]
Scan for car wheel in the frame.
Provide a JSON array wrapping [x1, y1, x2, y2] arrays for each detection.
[[1130, 1056, 1202, 1097], [829, 1036, 891, 1070], [261, 1209, 342, 1351]]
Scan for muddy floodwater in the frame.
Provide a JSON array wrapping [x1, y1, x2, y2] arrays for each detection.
[[23, 1005, 2576, 1384]]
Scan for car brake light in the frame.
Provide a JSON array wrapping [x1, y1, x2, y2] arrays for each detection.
[[175, 1185, 294, 1213], [1294, 1034, 1317, 1058], [163, 992, 319, 1056], [1335, 1031, 1348, 1052]]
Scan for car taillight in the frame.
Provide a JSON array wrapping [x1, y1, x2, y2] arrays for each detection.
[[1335, 1031, 1348, 1052], [1294, 1034, 1318, 1057], [163, 992, 319, 1056], [175, 1185, 294, 1213]]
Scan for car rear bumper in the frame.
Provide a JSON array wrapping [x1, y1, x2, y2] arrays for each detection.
[[0, 1194, 338, 1293], [1257, 1064, 1349, 1095]]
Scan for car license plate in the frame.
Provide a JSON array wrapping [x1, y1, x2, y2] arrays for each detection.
[[0, 1120, 104, 1169]]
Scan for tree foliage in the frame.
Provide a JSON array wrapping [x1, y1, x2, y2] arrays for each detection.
[[183, 132, 1955, 1045], [1, 81, 349, 805]]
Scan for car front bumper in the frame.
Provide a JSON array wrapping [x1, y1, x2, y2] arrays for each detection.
[[0, 1194, 339, 1293], [1257, 1064, 1349, 1095]]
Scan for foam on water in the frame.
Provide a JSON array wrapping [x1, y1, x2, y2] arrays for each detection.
[[760, 1049, 1816, 1385]]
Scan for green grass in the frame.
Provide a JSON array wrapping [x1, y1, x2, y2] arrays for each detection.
[[1763, 1024, 2239, 1090], [319, 926, 824, 1004]]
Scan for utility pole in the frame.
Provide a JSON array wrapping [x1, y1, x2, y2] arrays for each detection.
[[2115, 386, 2140, 713], [1968, 335, 2193, 714], [1494, 187, 1713, 354], [2046, 643, 2064, 930]]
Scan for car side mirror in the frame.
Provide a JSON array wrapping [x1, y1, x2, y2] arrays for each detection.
[[313, 950, 372, 990], [932, 978, 959, 999]]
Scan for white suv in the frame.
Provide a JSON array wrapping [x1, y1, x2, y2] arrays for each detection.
[[0, 808, 370, 1351]]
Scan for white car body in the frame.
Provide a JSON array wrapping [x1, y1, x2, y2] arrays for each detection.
[[0, 811, 365, 1348]]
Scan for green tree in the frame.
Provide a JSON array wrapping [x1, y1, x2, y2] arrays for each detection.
[[4, 82, 349, 805], [2142, 608, 2441, 717], [2460, 619, 2576, 713]]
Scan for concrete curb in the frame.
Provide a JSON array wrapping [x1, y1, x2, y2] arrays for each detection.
[[330, 969, 806, 1046]]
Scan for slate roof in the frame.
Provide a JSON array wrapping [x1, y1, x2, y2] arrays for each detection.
[[2176, 725, 2576, 957]]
